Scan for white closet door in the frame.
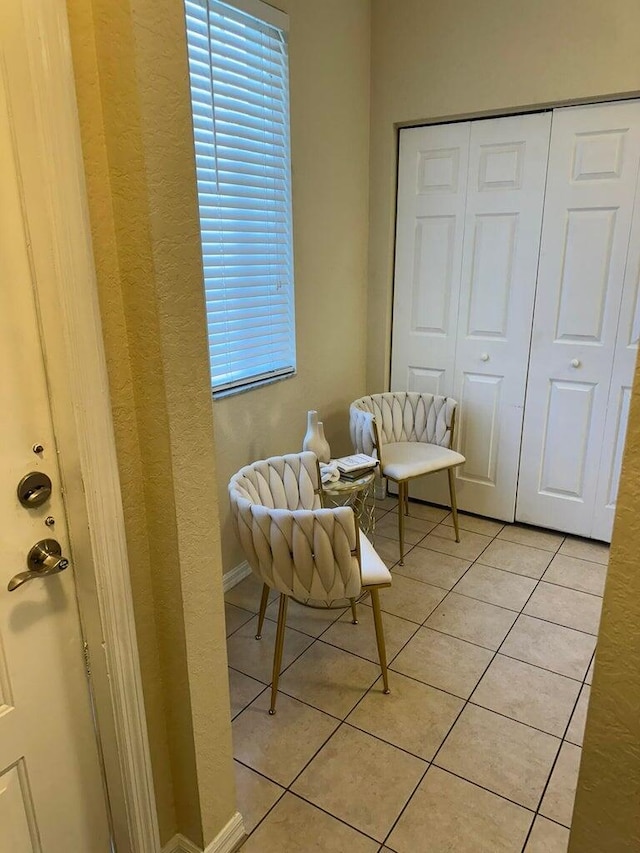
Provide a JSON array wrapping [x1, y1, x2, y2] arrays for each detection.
[[392, 114, 551, 518], [452, 113, 551, 519], [391, 122, 470, 397], [592, 159, 640, 541], [517, 101, 640, 538]]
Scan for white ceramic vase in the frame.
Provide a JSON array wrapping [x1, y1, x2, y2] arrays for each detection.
[[302, 410, 331, 463]]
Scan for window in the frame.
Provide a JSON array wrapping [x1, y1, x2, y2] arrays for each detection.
[[185, 0, 296, 394]]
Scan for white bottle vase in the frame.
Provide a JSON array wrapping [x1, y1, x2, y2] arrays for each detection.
[[302, 410, 331, 463], [316, 422, 331, 464]]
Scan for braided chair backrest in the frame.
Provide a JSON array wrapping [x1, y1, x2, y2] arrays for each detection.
[[229, 451, 322, 511], [350, 392, 456, 455], [228, 452, 362, 601]]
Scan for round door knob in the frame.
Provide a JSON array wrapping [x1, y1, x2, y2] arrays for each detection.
[[571, 359, 581, 368], [480, 353, 490, 362]]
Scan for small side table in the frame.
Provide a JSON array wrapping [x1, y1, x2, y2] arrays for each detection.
[[321, 469, 376, 539], [293, 470, 377, 612]]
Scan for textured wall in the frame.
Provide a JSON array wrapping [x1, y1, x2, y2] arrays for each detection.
[[214, 0, 372, 574], [368, 0, 640, 391], [368, 4, 640, 847], [569, 356, 640, 850], [66, 0, 235, 846], [64, 0, 176, 840]]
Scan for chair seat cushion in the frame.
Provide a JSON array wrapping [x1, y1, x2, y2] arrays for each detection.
[[360, 532, 392, 587], [381, 442, 465, 481]]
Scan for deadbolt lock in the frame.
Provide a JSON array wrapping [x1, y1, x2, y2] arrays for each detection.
[[17, 471, 52, 508]]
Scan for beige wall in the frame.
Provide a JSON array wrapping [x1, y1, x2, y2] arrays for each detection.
[[368, 0, 640, 391], [368, 3, 640, 848], [569, 359, 640, 851], [214, 0, 372, 574], [66, 0, 372, 843], [63, 0, 640, 844], [66, 0, 235, 846]]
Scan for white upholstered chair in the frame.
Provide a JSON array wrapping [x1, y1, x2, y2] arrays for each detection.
[[350, 392, 465, 564], [228, 451, 392, 714]]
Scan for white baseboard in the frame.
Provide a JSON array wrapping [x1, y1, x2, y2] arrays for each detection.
[[209, 812, 246, 852], [163, 835, 200, 853], [163, 811, 246, 853], [223, 560, 252, 592]]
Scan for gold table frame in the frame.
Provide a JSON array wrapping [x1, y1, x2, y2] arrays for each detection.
[[293, 469, 377, 611], [321, 468, 376, 537]]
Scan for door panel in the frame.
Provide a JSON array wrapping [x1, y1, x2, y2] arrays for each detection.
[[392, 113, 551, 518], [456, 372, 503, 486], [410, 215, 456, 335], [538, 380, 595, 499], [517, 101, 640, 537], [406, 366, 446, 396], [555, 208, 616, 341], [0, 763, 38, 851], [603, 385, 632, 503], [0, 66, 111, 851], [592, 152, 640, 540], [465, 213, 518, 338], [452, 112, 552, 518], [391, 123, 470, 399]]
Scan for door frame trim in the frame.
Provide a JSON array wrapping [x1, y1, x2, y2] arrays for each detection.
[[3, 1, 160, 850]]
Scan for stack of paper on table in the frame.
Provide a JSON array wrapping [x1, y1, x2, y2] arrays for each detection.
[[334, 454, 379, 479]]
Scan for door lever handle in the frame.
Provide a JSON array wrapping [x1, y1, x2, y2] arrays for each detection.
[[7, 539, 70, 592]]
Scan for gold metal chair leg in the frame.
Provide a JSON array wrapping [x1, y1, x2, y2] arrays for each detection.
[[255, 583, 270, 640], [370, 587, 390, 694], [398, 481, 406, 565], [404, 483, 409, 516], [269, 594, 288, 715], [448, 468, 460, 543], [349, 597, 358, 625]]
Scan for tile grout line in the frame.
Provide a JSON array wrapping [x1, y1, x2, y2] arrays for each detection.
[[227, 521, 592, 698], [232, 559, 409, 844], [226, 500, 604, 848], [519, 645, 598, 845], [388, 539, 604, 606], [370, 523, 517, 846], [518, 535, 598, 844], [376, 507, 595, 844], [380, 512, 566, 850], [234, 496, 439, 845], [287, 788, 383, 846], [508, 541, 574, 853]]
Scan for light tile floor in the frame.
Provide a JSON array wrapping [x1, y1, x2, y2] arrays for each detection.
[[225, 498, 608, 852]]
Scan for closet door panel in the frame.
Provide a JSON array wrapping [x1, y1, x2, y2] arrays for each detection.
[[592, 158, 640, 540], [517, 101, 640, 538], [456, 372, 502, 485], [452, 112, 552, 519], [537, 379, 595, 499], [391, 123, 470, 399]]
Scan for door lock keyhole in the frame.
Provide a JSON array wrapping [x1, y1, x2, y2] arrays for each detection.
[[17, 472, 52, 507]]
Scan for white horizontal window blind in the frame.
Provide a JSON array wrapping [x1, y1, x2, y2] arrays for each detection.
[[185, 0, 296, 393]]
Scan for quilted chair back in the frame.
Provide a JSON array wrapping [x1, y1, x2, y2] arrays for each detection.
[[350, 392, 457, 456], [228, 452, 362, 601]]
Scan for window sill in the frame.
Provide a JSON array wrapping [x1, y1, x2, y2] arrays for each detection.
[[212, 369, 297, 401]]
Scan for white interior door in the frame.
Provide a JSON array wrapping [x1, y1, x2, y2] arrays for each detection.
[[392, 113, 551, 519], [592, 154, 640, 540], [517, 100, 640, 538], [0, 73, 112, 851], [391, 122, 471, 398], [452, 113, 551, 519]]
